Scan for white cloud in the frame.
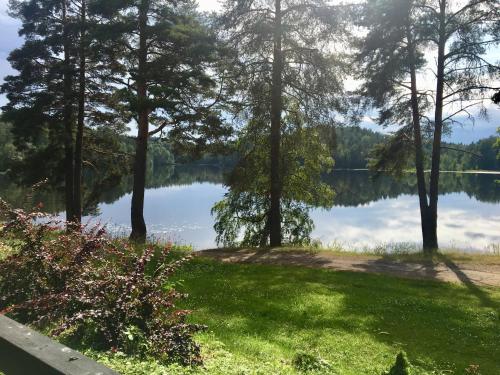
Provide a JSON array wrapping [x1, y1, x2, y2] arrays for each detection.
[[197, 0, 222, 12]]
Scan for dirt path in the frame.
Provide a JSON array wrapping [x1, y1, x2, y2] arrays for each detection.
[[199, 248, 500, 288]]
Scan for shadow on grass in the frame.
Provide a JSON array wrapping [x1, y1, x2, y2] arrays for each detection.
[[201, 248, 335, 268], [437, 254, 500, 310], [179, 259, 500, 374]]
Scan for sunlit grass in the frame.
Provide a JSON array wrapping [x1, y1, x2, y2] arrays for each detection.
[[95, 257, 500, 375], [2, 236, 498, 374]]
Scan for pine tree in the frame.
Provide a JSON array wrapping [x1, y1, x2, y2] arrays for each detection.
[[357, 0, 436, 250], [1, 0, 78, 222], [426, 0, 499, 250], [2, 0, 127, 225], [359, 0, 499, 252], [218, 0, 348, 246], [92, 0, 230, 242], [73, 0, 86, 223]]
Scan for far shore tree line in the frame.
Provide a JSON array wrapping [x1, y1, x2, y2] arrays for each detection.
[[1, 0, 499, 253], [1, 122, 498, 175]]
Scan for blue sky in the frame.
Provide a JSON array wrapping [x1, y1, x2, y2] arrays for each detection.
[[0, 0, 22, 102], [1, 0, 498, 144]]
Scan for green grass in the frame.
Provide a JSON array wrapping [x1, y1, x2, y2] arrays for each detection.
[[94, 257, 500, 375]]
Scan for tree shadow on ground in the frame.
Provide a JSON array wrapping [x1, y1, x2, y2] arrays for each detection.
[[181, 259, 500, 374], [437, 254, 499, 310]]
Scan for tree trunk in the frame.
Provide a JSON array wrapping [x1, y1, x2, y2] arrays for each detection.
[[62, 0, 75, 224], [130, 0, 149, 243], [427, 0, 447, 253], [269, 0, 283, 247], [406, 25, 433, 251], [260, 211, 272, 247], [74, 0, 86, 224]]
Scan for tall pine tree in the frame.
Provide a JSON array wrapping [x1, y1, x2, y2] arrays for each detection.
[[357, 0, 436, 250], [92, 0, 230, 242], [2, 0, 127, 224], [2, 0, 78, 222], [359, 0, 499, 252], [218, 0, 348, 246]]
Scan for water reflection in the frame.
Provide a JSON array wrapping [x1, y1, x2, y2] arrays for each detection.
[[311, 193, 500, 252], [92, 183, 227, 249], [0, 168, 498, 251]]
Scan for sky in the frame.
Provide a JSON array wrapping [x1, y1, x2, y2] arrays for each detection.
[[0, 0, 22, 96], [0, 0, 498, 144], [198, 0, 222, 12]]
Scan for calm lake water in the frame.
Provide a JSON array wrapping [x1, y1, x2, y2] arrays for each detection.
[[1, 167, 499, 252]]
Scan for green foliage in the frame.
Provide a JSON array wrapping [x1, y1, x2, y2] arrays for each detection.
[[438, 137, 500, 171], [367, 126, 414, 177], [383, 352, 411, 375], [333, 126, 386, 169], [0, 123, 18, 172], [494, 128, 500, 161], [149, 140, 175, 169], [92, 0, 231, 154], [369, 134, 500, 176], [292, 351, 333, 373], [212, 109, 334, 247]]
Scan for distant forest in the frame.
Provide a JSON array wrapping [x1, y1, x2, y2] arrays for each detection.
[[1, 122, 498, 175], [333, 127, 499, 171]]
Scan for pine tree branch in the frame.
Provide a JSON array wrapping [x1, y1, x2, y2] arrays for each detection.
[[448, 0, 494, 23], [441, 146, 481, 158], [442, 101, 484, 122], [148, 120, 173, 137], [442, 85, 500, 100]]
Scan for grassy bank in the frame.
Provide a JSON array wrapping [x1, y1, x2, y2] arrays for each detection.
[[92, 256, 500, 375], [1, 236, 499, 374]]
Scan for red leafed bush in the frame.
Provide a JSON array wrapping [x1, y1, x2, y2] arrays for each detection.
[[0, 199, 205, 365]]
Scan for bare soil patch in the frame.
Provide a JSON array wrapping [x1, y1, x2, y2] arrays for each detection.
[[199, 248, 500, 287]]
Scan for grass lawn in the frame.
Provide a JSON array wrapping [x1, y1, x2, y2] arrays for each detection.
[[94, 256, 500, 375]]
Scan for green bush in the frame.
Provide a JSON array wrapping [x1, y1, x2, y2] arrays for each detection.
[[292, 351, 332, 373]]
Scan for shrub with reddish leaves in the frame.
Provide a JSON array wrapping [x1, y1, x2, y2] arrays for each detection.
[[0, 199, 205, 365]]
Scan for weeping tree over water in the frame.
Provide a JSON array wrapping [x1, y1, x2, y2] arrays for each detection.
[[358, 0, 499, 252], [212, 103, 335, 247], [218, 0, 348, 247]]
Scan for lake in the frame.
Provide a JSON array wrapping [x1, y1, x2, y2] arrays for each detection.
[[1, 167, 499, 252]]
